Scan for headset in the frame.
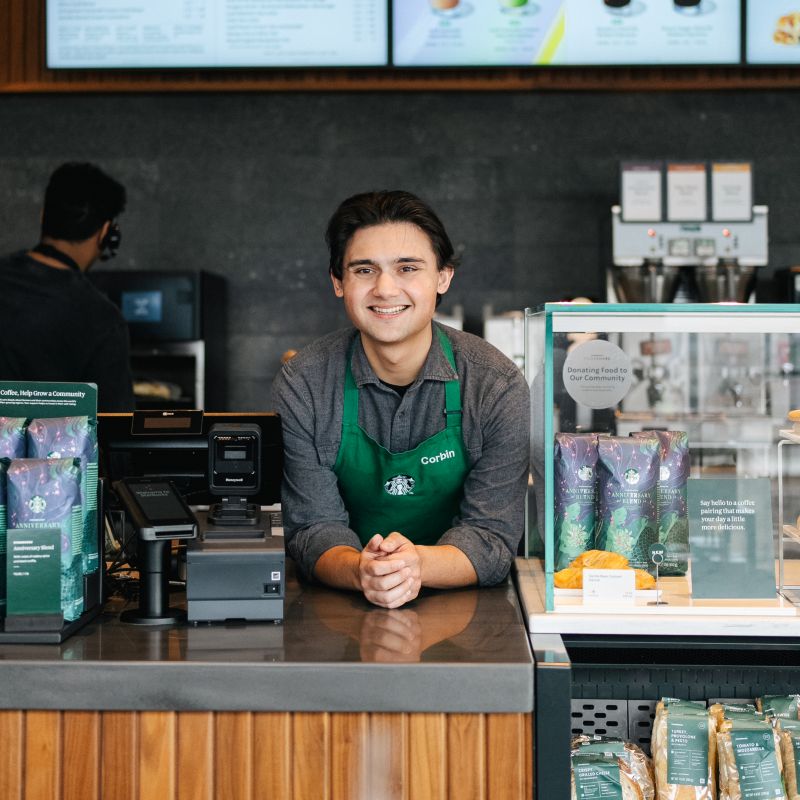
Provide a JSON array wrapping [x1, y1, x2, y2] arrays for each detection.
[[100, 220, 122, 261]]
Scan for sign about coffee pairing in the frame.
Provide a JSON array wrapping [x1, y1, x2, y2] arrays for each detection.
[[688, 478, 775, 599]]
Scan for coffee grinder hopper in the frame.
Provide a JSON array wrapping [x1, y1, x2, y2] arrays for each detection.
[[610, 205, 768, 303]]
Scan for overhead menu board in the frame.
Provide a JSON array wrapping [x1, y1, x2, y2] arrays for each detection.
[[46, 0, 388, 68], [392, 0, 741, 67], [745, 1, 800, 64]]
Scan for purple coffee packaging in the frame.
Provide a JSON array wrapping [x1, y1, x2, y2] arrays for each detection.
[[596, 435, 659, 572], [632, 430, 690, 575], [27, 416, 99, 576], [0, 417, 27, 459], [554, 433, 599, 571], [6, 457, 84, 621]]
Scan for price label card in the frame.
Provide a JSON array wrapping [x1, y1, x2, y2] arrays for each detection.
[[583, 569, 636, 606]]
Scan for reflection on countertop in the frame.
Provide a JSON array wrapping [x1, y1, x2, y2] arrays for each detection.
[[0, 560, 533, 714]]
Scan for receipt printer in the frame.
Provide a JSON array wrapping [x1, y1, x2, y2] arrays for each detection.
[[185, 513, 285, 623]]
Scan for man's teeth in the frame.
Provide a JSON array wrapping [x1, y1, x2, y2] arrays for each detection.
[[372, 306, 406, 315]]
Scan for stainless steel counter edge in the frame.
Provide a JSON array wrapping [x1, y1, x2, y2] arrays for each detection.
[[0, 659, 533, 713]]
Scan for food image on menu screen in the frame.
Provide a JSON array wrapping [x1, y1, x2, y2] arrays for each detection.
[[46, 0, 388, 68], [393, 0, 566, 66], [746, 0, 800, 63], [392, 0, 740, 66]]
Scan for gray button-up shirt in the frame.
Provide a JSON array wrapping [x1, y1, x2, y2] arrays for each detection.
[[272, 322, 531, 585]]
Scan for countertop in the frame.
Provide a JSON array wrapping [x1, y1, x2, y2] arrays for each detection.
[[0, 562, 534, 713]]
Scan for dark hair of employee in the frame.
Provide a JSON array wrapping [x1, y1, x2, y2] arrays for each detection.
[[326, 189, 461, 282], [41, 162, 126, 242]]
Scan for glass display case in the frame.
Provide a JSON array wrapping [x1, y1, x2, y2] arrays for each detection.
[[525, 303, 800, 616]]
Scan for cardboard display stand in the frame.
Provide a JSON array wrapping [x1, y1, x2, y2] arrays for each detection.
[[0, 381, 103, 644]]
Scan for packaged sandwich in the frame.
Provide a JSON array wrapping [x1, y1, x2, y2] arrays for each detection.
[[572, 735, 655, 800], [651, 699, 715, 800], [716, 716, 786, 800], [571, 752, 645, 800], [758, 696, 800, 720], [778, 718, 800, 800]]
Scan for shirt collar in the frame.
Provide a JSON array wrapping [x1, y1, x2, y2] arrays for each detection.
[[350, 323, 458, 388]]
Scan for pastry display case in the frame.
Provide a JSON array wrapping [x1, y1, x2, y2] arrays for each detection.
[[523, 303, 800, 625]]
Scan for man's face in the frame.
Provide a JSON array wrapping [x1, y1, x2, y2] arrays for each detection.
[[331, 222, 453, 352]]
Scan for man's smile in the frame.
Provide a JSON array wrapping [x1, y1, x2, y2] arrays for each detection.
[[370, 305, 409, 316]]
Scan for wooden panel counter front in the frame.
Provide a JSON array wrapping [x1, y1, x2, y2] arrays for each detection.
[[0, 567, 533, 800]]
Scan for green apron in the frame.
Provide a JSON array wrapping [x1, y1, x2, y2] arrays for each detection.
[[334, 327, 470, 546]]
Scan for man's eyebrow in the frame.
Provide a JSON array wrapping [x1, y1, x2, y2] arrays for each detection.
[[345, 256, 427, 268]]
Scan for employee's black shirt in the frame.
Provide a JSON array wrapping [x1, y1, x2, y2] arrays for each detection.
[[0, 251, 135, 412]]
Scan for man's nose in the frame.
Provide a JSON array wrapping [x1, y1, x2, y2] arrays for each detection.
[[373, 271, 398, 296]]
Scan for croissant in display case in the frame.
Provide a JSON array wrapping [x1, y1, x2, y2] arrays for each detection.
[[774, 13, 800, 45]]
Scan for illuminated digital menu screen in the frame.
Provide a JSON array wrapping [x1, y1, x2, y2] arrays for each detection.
[[746, 0, 800, 64], [392, 0, 741, 67], [47, 0, 388, 68]]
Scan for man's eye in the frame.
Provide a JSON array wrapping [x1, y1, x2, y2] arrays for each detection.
[[400, 265, 418, 273], [354, 268, 374, 275]]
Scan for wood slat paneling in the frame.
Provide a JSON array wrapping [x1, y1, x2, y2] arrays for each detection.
[[215, 712, 253, 800], [101, 711, 138, 800], [331, 713, 369, 800], [369, 713, 409, 800], [293, 712, 330, 800], [447, 714, 486, 800], [139, 712, 176, 800], [178, 712, 214, 800], [409, 713, 447, 800], [0, 709, 532, 799], [4, 0, 800, 93], [25, 710, 61, 800], [254, 712, 293, 800], [487, 714, 527, 800], [63, 711, 100, 800], [0, 710, 23, 800]]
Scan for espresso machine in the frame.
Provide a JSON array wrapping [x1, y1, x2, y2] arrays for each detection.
[[609, 205, 769, 304]]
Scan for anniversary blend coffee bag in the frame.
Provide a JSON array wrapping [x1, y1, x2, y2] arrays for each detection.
[[632, 430, 690, 575], [597, 435, 659, 572], [7, 457, 83, 621], [27, 416, 99, 575], [0, 417, 26, 459], [554, 433, 599, 571]]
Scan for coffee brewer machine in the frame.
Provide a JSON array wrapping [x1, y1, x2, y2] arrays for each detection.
[[610, 205, 769, 304]]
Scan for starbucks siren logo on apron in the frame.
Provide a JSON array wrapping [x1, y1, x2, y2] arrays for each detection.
[[384, 475, 415, 496]]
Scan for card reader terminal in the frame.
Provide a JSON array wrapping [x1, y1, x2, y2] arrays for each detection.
[[114, 478, 197, 541]]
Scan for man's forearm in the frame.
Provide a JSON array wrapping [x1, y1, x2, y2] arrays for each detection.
[[418, 544, 477, 589], [314, 545, 363, 591]]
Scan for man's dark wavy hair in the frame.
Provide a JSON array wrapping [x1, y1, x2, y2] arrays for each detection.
[[41, 162, 126, 242], [325, 190, 460, 281]]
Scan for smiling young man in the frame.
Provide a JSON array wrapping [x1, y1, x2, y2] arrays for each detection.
[[273, 190, 530, 609]]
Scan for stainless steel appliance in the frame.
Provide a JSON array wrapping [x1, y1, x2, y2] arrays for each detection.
[[610, 205, 769, 303]]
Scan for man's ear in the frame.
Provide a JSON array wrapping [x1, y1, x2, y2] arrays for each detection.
[[97, 220, 110, 247], [437, 265, 454, 295], [331, 272, 344, 298]]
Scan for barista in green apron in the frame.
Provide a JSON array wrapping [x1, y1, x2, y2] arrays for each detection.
[[274, 190, 530, 609], [334, 326, 470, 548]]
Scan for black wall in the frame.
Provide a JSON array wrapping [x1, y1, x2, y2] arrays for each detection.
[[0, 90, 797, 410]]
